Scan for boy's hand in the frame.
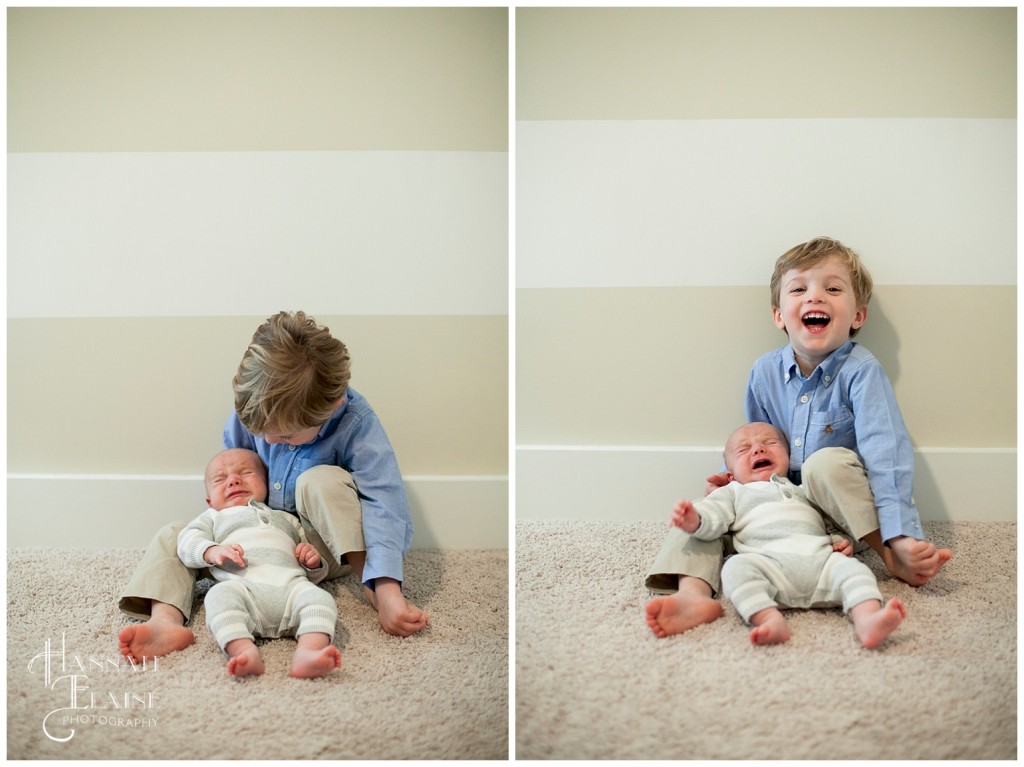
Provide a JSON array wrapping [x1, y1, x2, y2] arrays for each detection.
[[669, 499, 701, 533], [205, 543, 246, 568], [295, 542, 321, 569], [704, 473, 730, 496]]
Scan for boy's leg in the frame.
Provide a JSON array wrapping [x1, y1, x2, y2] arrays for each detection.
[[644, 527, 725, 637], [800, 448, 878, 544], [296, 466, 428, 637], [801, 448, 951, 585], [295, 466, 364, 580], [117, 521, 198, 661]]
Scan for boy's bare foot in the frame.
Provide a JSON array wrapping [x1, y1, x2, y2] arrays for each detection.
[[883, 537, 952, 586], [365, 579, 429, 637], [749, 607, 791, 645], [645, 591, 724, 638], [226, 642, 265, 678], [118, 621, 195, 663], [290, 644, 342, 679], [852, 597, 906, 649]]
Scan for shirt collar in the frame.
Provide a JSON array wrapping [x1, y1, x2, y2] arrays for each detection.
[[316, 393, 350, 440], [783, 341, 853, 387]]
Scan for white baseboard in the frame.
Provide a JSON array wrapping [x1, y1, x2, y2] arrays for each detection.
[[516, 446, 1016, 524], [7, 474, 508, 550]]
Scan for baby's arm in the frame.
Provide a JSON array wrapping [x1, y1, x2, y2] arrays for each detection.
[[831, 534, 854, 557], [205, 544, 247, 568], [293, 525, 329, 584], [177, 510, 247, 569], [295, 542, 321, 569], [670, 499, 702, 533]]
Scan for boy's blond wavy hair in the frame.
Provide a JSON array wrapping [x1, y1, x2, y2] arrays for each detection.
[[770, 237, 874, 337], [233, 311, 351, 435]]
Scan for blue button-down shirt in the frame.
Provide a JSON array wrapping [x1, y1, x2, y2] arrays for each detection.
[[223, 387, 413, 587], [744, 341, 923, 543]]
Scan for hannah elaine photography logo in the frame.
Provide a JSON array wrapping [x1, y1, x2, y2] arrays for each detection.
[[27, 633, 160, 743]]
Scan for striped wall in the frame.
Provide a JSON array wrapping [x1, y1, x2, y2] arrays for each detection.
[[8, 8, 509, 548], [515, 8, 1016, 523]]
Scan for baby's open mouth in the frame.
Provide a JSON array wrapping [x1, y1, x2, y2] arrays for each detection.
[[752, 459, 772, 470], [802, 312, 831, 328]]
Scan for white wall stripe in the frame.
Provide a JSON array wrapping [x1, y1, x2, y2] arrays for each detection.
[[7, 475, 509, 549], [515, 447, 1016, 524], [9, 150, 508, 318], [517, 118, 1015, 289]]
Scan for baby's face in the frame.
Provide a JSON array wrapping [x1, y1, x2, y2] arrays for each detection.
[[724, 424, 789, 484], [205, 449, 268, 510]]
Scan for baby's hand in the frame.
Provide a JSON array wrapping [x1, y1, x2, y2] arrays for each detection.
[[295, 542, 321, 569], [832, 538, 854, 557], [205, 543, 246, 568], [669, 499, 701, 533]]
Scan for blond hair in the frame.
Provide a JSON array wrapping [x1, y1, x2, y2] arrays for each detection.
[[770, 237, 874, 337], [233, 311, 351, 435]]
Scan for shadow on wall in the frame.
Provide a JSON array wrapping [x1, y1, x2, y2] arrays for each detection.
[[857, 294, 901, 385], [909, 457, 952, 523]]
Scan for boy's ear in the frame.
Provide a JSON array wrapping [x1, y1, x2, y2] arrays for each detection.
[[851, 304, 868, 330], [205, 496, 212, 507], [724, 472, 735, 483], [772, 307, 787, 332]]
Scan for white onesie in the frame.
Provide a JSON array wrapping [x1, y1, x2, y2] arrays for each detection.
[[692, 476, 882, 623], [177, 500, 337, 649]]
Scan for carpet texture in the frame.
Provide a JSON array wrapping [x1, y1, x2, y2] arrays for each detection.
[[8, 547, 508, 760], [515, 521, 1016, 760]]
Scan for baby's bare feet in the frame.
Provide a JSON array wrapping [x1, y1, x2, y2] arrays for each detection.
[[749, 608, 790, 645], [290, 644, 342, 679], [645, 592, 723, 638], [118, 621, 194, 663], [227, 646, 265, 678], [854, 597, 906, 649]]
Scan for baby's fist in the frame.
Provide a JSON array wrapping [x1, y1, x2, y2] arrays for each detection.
[[295, 542, 321, 569]]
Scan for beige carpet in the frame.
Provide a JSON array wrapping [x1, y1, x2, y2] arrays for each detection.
[[515, 521, 1016, 760], [7, 547, 508, 760]]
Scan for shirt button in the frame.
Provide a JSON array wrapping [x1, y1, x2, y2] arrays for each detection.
[[289, 445, 296, 451], [800, 395, 809, 404], [274, 482, 282, 490], [794, 438, 803, 447], [824, 375, 831, 383]]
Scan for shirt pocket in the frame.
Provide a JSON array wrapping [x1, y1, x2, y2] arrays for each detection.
[[295, 450, 340, 476], [808, 406, 855, 449]]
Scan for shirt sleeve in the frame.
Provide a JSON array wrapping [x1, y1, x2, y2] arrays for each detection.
[[847, 358, 924, 542], [744, 364, 772, 424], [341, 410, 413, 588], [223, 415, 258, 451], [692, 486, 738, 541], [177, 510, 218, 569]]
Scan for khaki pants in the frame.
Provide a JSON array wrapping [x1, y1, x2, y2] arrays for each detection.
[[119, 466, 364, 622], [645, 447, 878, 596]]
